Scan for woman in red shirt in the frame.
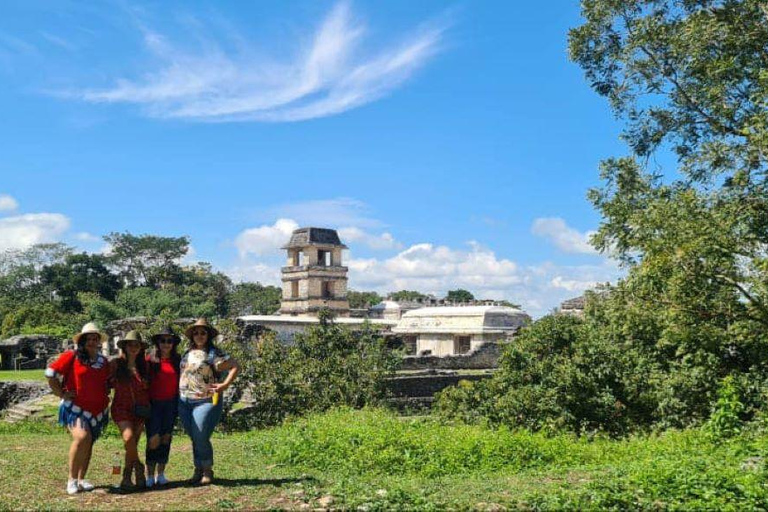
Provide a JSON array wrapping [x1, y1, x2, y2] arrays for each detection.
[[110, 330, 151, 491], [144, 326, 181, 488], [46, 322, 111, 495]]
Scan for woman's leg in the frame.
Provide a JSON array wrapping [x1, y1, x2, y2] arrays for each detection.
[[68, 421, 92, 480], [190, 400, 222, 484], [118, 421, 140, 465], [177, 398, 202, 481]]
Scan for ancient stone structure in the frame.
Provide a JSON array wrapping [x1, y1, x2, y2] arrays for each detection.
[[392, 305, 530, 357], [0, 335, 63, 370], [237, 315, 397, 344], [280, 227, 350, 317], [558, 295, 586, 317]]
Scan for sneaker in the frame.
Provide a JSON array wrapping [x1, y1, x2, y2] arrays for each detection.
[[146, 476, 155, 488], [78, 480, 95, 492], [66, 479, 79, 495], [156, 474, 169, 486]]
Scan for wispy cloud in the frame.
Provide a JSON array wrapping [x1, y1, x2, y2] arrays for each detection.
[[76, 2, 448, 122], [0, 213, 71, 251], [264, 197, 384, 229], [531, 217, 597, 255]]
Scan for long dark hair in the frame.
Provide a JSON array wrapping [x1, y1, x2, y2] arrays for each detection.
[[114, 349, 149, 382], [185, 328, 218, 354], [150, 340, 181, 376], [75, 336, 101, 364]]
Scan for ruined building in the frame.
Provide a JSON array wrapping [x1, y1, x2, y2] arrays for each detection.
[[280, 227, 350, 317]]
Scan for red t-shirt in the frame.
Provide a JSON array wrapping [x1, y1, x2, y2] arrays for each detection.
[[149, 357, 179, 401], [46, 350, 111, 415]]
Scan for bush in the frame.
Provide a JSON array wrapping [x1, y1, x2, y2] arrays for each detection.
[[222, 310, 400, 430]]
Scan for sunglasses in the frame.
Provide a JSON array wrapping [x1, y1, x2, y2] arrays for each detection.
[[158, 339, 175, 344], [193, 330, 208, 335]]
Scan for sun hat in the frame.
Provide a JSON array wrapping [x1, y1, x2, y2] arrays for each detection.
[[73, 322, 108, 344], [150, 326, 181, 345], [184, 318, 219, 341], [117, 330, 148, 350]]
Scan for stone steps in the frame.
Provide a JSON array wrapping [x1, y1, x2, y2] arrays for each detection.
[[2, 394, 53, 423]]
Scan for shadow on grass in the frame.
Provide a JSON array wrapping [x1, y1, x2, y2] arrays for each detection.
[[102, 476, 316, 493]]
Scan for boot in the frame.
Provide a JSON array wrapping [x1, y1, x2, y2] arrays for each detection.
[[200, 467, 214, 486], [133, 461, 146, 489], [120, 464, 135, 492], [189, 467, 203, 484]]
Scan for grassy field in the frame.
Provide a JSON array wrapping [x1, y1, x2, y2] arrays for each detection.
[[1, 408, 768, 510], [0, 369, 46, 382]]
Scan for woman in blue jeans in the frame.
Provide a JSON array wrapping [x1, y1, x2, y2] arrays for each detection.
[[177, 318, 239, 485]]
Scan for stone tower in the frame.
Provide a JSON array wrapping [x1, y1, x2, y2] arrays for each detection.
[[280, 227, 350, 317]]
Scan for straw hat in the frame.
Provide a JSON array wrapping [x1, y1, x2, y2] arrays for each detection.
[[184, 318, 219, 341], [150, 326, 181, 346], [73, 322, 108, 344], [117, 330, 149, 350]]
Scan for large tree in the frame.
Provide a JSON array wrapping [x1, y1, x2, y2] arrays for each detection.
[[569, 0, 768, 327], [103, 232, 190, 288]]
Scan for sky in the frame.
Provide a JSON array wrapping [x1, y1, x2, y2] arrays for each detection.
[[0, 0, 630, 317]]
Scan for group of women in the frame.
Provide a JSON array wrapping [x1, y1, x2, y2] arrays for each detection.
[[45, 318, 239, 494]]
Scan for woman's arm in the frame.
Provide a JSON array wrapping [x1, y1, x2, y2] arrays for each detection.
[[47, 376, 75, 400], [211, 358, 240, 393]]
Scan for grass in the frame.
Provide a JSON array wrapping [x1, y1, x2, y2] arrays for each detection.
[[1, 408, 768, 510], [0, 369, 46, 382]]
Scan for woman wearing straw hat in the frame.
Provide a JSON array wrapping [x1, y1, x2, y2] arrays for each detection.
[[110, 330, 151, 491], [144, 326, 181, 488], [178, 318, 239, 485], [46, 322, 111, 495]]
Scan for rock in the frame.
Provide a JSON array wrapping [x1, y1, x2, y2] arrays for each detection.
[[317, 495, 334, 508]]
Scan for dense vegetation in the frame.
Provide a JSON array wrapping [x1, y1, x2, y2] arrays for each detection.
[[435, 0, 768, 434], [4, 407, 768, 510]]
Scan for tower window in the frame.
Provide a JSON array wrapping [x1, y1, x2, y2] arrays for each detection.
[[318, 250, 331, 266], [322, 281, 333, 298], [291, 281, 299, 298]]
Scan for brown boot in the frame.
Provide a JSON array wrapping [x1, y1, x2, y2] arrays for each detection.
[[120, 464, 135, 492], [133, 461, 146, 489], [189, 467, 203, 484], [200, 467, 214, 486]]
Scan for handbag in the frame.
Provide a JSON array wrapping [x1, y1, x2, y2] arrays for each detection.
[[130, 381, 152, 419]]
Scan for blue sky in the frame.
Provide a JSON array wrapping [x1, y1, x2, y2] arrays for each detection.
[[0, 0, 629, 316]]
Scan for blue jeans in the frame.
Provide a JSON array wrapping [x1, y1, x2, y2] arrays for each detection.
[[177, 397, 222, 468], [146, 399, 178, 464]]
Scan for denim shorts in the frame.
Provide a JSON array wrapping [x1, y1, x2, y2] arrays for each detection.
[[146, 398, 178, 437]]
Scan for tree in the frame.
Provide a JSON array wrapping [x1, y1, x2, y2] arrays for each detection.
[[103, 232, 190, 288], [389, 290, 427, 302], [40, 253, 122, 312], [445, 289, 475, 303], [347, 290, 383, 309], [569, 0, 768, 326], [228, 282, 282, 316]]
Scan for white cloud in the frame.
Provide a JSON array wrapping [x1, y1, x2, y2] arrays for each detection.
[[0, 213, 71, 251], [74, 231, 99, 242], [531, 217, 597, 255], [235, 218, 299, 257], [227, 262, 282, 285], [0, 194, 19, 213], [76, 2, 448, 122], [338, 227, 401, 251]]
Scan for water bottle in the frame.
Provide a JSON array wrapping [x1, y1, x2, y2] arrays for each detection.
[[111, 451, 121, 487]]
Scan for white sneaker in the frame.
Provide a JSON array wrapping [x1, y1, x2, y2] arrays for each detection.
[[146, 476, 155, 488], [66, 479, 79, 495], [78, 480, 95, 492], [156, 474, 169, 486]]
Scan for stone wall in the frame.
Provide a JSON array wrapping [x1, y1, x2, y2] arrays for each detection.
[[0, 334, 64, 370], [0, 381, 49, 411], [399, 341, 503, 371]]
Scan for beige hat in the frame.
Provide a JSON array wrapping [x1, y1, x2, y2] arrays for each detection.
[[73, 322, 108, 344], [184, 318, 219, 341], [117, 330, 148, 350]]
